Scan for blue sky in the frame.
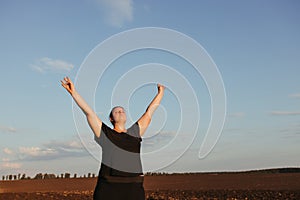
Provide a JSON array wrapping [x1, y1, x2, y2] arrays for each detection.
[[1, 0, 300, 177]]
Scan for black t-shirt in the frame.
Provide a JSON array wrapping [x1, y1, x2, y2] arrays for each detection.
[[94, 122, 143, 177]]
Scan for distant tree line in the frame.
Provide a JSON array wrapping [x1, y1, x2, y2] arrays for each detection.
[[1, 173, 29, 181], [1, 172, 96, 181], [2, 167, 300, 181], [144, 168, 300, 176], [144, 172, 200, 176]]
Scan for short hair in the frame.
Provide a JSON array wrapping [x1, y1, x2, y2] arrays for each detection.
[[109, 106, 124, 125]]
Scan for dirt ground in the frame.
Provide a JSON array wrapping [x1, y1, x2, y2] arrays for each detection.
[[1, 173, 300, 199]]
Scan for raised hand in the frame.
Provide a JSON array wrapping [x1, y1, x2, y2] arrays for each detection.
[[157, 83, 165, 93], [61, 77, 75, 95]]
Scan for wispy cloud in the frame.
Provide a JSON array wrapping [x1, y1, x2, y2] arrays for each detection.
[[289, 93, 300, 98], [270, 111, 300, 116], [228, 112, 245, 118], [2, 158, 10, 162], [1, 158, 22, 169], [1, 162, 22, 169], [223, 128, 243, 132], [3, 148, 14, 155], [143, 131, 177, 148], [19, 147, 57, 158], [96, 0, 133, 27], [30, 57, 74, 73], [277, 122, 300, 140], [0, 125, 17, 133], [18, 139, 89, 161]]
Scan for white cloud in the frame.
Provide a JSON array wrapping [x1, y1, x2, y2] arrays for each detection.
[[31, 57, 74, 73], [3, 148, 14, 155], [1, 157, 22, 169], [142, 131, 178, 149], [2, 158, 10, 162], [43, 140, 85, 152], [228, 112, 245, 118], [270, 111, 300, 116], [1, 162, 22, 169], [17, 138, 89, 161], [223, 128, 243, 132], [96, 0, 133, 27], [289, 93, 300, 98], [19, 147, 58, 157], [0, 125, 17, 133]]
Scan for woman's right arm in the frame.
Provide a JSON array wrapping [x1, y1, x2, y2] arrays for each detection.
[[61, 77, 102, 137]]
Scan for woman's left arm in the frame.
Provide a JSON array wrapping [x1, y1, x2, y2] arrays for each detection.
[[138, 84, 165, 136]]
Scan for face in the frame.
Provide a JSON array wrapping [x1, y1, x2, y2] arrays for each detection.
[[110, 107, 126, 125]]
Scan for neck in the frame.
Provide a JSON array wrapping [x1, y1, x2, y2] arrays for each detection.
[[113, 123, 126, 133]]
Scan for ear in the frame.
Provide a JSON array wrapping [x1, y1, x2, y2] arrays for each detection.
[[110, 117, 114, 123]]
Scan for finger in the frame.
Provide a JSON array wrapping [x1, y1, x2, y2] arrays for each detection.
[[61, 83, 67, 89], [61, 80, 69, 87], [61, 80, 67, 85]]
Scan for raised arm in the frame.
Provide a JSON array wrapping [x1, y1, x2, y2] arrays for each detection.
[[138, 84, 165, 136], [61, 77, 102, 137]]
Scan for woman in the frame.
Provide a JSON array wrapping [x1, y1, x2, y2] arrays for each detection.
[[61, 77, 165, 200]]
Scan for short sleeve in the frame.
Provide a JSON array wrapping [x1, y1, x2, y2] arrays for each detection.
[[127, 122, 142, 142], [94, 123, 110, 146]]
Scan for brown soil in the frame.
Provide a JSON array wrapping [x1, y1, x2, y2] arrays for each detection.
[[1, 173, 299, 199]]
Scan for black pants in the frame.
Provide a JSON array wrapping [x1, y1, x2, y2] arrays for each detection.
[[93, 180, 145, 200]]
